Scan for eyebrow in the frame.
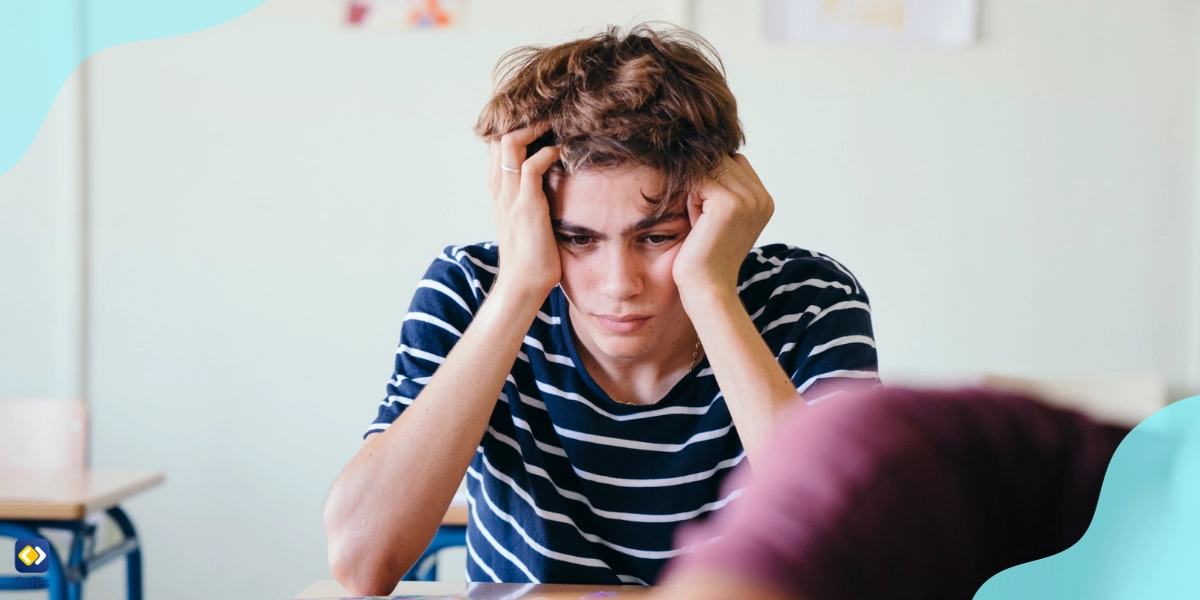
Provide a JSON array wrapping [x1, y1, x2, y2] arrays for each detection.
[[552, 212, 687, 240]]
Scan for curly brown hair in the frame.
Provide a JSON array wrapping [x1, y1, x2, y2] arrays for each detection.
[[474, 22, 744, 215]]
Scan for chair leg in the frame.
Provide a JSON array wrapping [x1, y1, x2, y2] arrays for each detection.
[[0, 521, 70, 600], [105, 507, 142, 600]]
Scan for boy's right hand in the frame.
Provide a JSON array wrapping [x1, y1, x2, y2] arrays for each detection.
[[488, 124, 562, 298]]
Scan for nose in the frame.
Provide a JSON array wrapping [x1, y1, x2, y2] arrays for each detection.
[[599, 245, 643, 301]]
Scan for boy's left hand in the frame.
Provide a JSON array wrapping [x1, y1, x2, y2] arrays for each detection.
[[672, 153, 775, 298]]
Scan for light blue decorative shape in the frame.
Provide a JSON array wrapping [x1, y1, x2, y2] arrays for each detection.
[[0, 0, 266, 175], [975, 396, 1200, 599]]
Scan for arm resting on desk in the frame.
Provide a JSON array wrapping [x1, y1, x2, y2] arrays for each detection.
[[322, 284, 547, 596]]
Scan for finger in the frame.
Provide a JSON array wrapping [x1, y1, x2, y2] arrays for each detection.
[[499, 123, 553, 184], [716, 170, 753, 203], [688, 175, 728, 227], [730, 153, 767, 191], [712, 155, 749, 189], [712, 158, 752, 196], [521, 145, 561, 191], [488, 140, 501, 198], [685, 189, 704, 228]]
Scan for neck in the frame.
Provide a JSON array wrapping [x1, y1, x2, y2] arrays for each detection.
[[567, 304, 701, 405]]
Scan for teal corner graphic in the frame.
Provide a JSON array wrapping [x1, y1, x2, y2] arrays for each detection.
[[0, 0, 266, 175], [975, 395, 1200, 599]]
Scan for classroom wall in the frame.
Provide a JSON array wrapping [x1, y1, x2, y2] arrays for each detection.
[[0, 71, 83, 400], [1, 0, 1198, 598]]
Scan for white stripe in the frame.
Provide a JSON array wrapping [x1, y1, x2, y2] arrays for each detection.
[[796, 369, 880, 395], [404, 312, 463, 337], [389, 373, 431, 388], [396, 344, 445, 365], [761, 300, 871, 335], [464, 528, 501, 582], [749, 247, 794, 266], [536, 381, 719, 420], [381, 395, 414, 407], [805, 389, 850, 406], [464, 484, 540, 583], [618, 575, 650, 585], [516, 351, 529, 363], [776, 342, 796, 360], [737, 263, 787, 292], [436, 254, 486, 299], [517, 391, 548, 411], [536, 311, 561, 325], [458, 250, 500, 275], [571, 452, 747, 488], [697, 367, 714, 377], [747, 304, 766, 321], [523, 336, 575, 366], [809, 300, 872, 327], [808, 334, 876, 357], [811, 250, 860, 294], [473, 450, 688, 560], [769, 278, 853, 298], [553, 422, 733, 453], [761, 306, 821, 334], [468, 466, 611, 570], [475, 447, 744, 521], [416, 279, 473, 315], [364, 423, 390, 434], [509, 417, 567, 456]]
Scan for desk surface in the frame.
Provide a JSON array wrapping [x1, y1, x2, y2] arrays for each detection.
[[0, 469, 165, 520], [295, 581, 654, 599], [443, 505, 468, 526]]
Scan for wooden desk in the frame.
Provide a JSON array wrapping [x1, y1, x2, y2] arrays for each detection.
[[0, 469, 163, 600], [0, 469, 165, 519], [443, 505, 468, 526], [295, 580, 655, 599]]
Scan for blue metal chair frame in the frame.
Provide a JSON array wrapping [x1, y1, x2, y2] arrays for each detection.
[[0, 506, 142, 600], [401, 524, 466, 582]]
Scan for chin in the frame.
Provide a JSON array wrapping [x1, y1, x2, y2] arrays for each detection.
[[592, 333, 654, 360]]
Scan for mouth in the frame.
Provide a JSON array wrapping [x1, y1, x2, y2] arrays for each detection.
[[594, 313, 651, 334]]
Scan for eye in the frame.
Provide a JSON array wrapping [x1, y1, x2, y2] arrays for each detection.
[[556, 233, 593, 248], [642, 234, 678, 246]]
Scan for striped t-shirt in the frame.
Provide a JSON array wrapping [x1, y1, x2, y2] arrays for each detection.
[[366, 242, 879, 585]]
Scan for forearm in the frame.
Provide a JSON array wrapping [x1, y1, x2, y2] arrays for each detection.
[[681, 285, 802, 464], [323, 282, 547, 594]]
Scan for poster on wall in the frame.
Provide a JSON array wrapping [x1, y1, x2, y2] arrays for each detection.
[[343, 0, 464, 31], [765, 0, 978, 46]]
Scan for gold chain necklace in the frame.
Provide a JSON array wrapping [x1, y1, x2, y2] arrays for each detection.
[[610, 338, 702, 406]]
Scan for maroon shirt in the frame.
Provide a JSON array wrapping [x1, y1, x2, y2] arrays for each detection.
[[666, 387, 1127, 600]]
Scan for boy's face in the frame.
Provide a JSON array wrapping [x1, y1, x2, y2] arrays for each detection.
[[547, 165, 695, 363]]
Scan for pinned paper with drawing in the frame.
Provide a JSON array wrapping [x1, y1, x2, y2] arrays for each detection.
[[344, 0, 463, 31], [765, 0, 978, 46]]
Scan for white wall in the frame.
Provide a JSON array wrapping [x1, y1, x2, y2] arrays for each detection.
[[1, 0, 1198, 598], [0, 70, 83, 399]]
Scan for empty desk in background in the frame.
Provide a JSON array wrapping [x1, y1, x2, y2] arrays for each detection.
[[0, 469, 164, 600]]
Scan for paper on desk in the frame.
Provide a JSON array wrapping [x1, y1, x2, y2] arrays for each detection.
[[765, 0, 978, 46]]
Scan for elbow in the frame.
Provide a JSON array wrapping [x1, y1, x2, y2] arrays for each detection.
[[327, 532, 403, 597], [324, 498, 402, 596]]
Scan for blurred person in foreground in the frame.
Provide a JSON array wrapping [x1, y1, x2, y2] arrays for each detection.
[[323, 23, 879, 594], [654, 386, 1129, 600]]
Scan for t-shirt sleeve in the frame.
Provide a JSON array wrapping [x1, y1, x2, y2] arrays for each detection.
[[363, 245, 489, 439], [750, 249, 879, 405]]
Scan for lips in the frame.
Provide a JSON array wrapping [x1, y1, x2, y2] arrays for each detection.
[[594, 313, 650, 334]]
